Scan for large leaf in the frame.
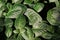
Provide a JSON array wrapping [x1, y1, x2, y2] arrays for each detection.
[[5, 4, 27, 18], [47, 7, 60, 26], [21, 27, 34, 40], [15, 14, 26, 29], [24, 8, 42, 25], [32, 20, 54, 33]]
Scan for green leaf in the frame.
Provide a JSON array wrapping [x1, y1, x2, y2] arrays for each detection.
[[32, 3, 44, 12], [20, 27, 34, 40], [13, 29, 20, 34], [4, 18, 13, 27], [6, 3, 13, 10], [7, 34, 17, 40], [25, 27, 34, 40], [41, 31, 53, 39], [33, 29, 53, 39], [5, 4, 27, 18], [33, 21, 54, 33], [47, 7, 60, 26], [16, 34, 24, 40], [5, 27, 12, 38], [33, 29, 44, 37], [24, 8, 42, 25], [15, 14, 26, 29]]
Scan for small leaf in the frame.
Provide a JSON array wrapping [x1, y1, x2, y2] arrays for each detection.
[[32, 3, 44, 12]]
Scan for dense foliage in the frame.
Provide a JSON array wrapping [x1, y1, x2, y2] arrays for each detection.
[[0, 0, 60, 40]]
